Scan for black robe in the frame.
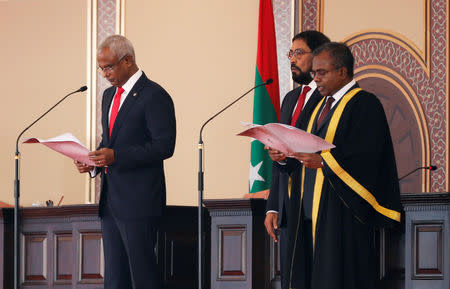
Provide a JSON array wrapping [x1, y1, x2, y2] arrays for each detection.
[[288, 85, 401, 289]]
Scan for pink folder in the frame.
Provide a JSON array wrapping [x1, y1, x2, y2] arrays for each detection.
[[237, 122, 335, 155], [23, 133, 96, 166]]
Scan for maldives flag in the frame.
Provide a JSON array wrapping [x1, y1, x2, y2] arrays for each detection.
[[249, 0, 280, 193]]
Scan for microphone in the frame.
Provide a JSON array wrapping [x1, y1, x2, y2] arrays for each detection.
[[399, 165, 437, 181], [196, 79, 272, 289], [13, 85, 87, 289], [15, 86, 88, 150], [199, 78, 273, 140]]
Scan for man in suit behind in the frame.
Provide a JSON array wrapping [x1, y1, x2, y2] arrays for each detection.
[[264, 31, 329, 289], [75, 35, 176, 289]]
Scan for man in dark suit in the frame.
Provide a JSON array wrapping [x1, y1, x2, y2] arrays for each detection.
[[263, 31, 329, 289], [75, 35, 176, 289]]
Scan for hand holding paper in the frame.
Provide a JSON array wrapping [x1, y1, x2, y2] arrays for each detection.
[[23, 133, 96, 166], [237, 122, 335, 155]]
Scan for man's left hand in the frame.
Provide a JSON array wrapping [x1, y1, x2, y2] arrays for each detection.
[[89, 148, 115, 167], [290, 152, 324, 169]]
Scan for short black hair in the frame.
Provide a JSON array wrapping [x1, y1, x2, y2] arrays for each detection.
[[292, 30, 330, 52], [313, 42, 354, 77]]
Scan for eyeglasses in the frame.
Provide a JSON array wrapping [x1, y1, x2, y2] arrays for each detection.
[[287, 49, 312, 60], [310, 68, 341, 79], [97, 55, 127, 73]]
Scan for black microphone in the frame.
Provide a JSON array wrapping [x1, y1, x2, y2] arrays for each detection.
[[199, 78, 273, 140], [195, 78, 272, 289], [15, 86, 88, 150], [13, 85, 87, 289], [399, 165, 437, 181]]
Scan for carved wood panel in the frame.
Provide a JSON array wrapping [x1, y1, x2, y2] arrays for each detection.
[[22, 233, 47, 284], [79, 231, 103, 283], [412, 222, 444, 279], [218, 225, 246, 280], [55, 232, 72, 283]]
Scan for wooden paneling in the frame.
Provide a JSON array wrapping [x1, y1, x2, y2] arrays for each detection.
[[205, 199, 270, 289], [23, 233, 47, 284], [206, 195, 449, 289], [0, 196, 448, 289], [218, 226, 246, 279], [55, 232, 72, 282], [404, 193, 449, 289], [413, 223, 443, 278], [0, 204, 201, 289], [79, 231, 103, 282]]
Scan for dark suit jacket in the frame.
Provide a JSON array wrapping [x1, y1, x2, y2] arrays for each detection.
[[97, 72, 176, 219], [266, 85, 323, 227]]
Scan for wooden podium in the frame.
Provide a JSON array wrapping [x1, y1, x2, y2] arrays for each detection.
[[204, 194, 449, 289], [0, 205, 202, 289], [1, 193, 448, 289]]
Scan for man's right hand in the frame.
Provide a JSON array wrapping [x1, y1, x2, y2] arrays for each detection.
[[264, 212, 279, 242], [265, 145, 287, 162], [74, 160, 94, 173]]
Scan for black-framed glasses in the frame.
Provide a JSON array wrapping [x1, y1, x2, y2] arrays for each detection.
[[287, 49, 312, 60], [97, 55, 127, 73]]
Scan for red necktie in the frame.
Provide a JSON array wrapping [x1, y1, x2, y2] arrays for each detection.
[[317, 96, 335, 127], [290, 85, 311, 126], [109, 87, 124, 136]]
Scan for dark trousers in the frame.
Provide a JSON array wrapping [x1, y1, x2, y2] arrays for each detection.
[[102, 202, 161, 289]]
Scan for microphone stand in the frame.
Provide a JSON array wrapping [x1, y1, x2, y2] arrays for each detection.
[[197, 79, 272, 289], [13, 86, 87, 289]]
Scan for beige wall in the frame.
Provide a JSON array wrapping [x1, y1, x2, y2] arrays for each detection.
[[0, 0, 260, 207], [0, 0, 441, 207], [125, 0, 259, 205], [0, 0, 88, 206]]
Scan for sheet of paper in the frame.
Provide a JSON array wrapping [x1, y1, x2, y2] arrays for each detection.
[[23, 132, 96, 166], [237, 122, 335, 154]]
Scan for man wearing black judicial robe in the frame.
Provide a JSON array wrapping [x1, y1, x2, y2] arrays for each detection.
[[264, 31, 329, 289], [288, 42, 401, 289]]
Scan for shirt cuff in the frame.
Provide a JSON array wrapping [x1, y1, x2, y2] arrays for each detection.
[[266, 210, 279, 215], [89, 167, 97, 178]]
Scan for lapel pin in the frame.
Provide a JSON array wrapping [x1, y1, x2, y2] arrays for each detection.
[[133, 92, 137, 96]]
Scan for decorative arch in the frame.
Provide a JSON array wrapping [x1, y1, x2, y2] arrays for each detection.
[[299, 0, 448, 192]]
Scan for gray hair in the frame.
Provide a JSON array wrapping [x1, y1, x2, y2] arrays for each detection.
[[98, 35, 136, 62]]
